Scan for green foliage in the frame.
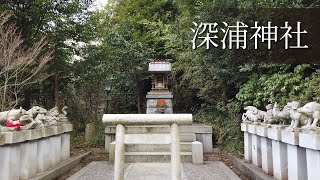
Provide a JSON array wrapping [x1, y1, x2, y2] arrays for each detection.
[[195, 101, 244, 156], [236, 64, 320, 108]]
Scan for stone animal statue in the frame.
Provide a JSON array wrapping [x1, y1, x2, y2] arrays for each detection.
[[296, 102, 320, 127], [0, 107, 26, 125], [58, 106, 68, 122], [0, 107, 37, 130], [285, 101, 310, 129], [272, 102, 290, 125], [27, 106, 47, 127], [242, 106, 268, 123]]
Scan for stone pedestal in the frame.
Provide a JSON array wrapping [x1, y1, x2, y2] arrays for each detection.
[[0, 124, 73, 180], [305, 149, 320, 180], [49, 136, 57, 167], [192, 141, 203, 164], [0, 146, 10, 180], [61, 133, 70, 160], [37, 137, 51, 173], [242, 123, 251, 163], [268, 127, 288, 180], [85, 123, 95, 142], [251, 134, 262, 167], [299, 132, 320, 180], [55, 135, 62, 164], [146, 92, 173, 114], [257, 125, 273, 174], [0, 144, 21, 180], [244, 132, 252, 162], [282, 131, 307, 180], [20, 141, 37, 180]]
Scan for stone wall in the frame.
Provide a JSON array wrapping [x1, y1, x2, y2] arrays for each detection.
[[0, 123, 73, 180], [241, 123, 320, 180]]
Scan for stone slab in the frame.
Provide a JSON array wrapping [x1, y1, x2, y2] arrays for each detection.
[[67, 161, 240, 180], [244, 132, 252, 162], [146, 99, 173, 108], [0, 133, 6, 145], [124, 134, 171, 144], [192, 141, 203, 164], [256, 125, 268, 137], [287, 145, 307, 180], [241, 123, 248, 132], [228, 155, 274, 180], [105, 124, 212, 134], [0, 124, 73, 146], [260, 137, 273, 175], [282, 130, 299, 145], [305, 149, 320, 180], [20, 141, 37, 180], [251, 134, 262, 167], [63, 123, 73, 132], [248, 124, 257, 134], [146, 92, 173, 99], [272, 140, 288, 180], [299, 132, 320, 150], [31, 152, 90, 180], [29, 128, 43, 140], [267, 127, 282, 141], [4, 130, 30, 144]]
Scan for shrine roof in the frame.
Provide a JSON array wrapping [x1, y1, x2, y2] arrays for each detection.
[[148, 60, 171, 73]]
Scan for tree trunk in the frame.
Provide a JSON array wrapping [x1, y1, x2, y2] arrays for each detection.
[[54, 65, 59, 108], [137, 91, 141, 113]]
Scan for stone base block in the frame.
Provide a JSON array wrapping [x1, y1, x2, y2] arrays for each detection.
[[306, 149, 320, 180], [251, 134, 262, 167], [261, 137, 273, 175], [20, 141, 37, 180], [257, 125, 268, 137], [37, 137, 51, 173], [61, 133, 70, 160], [192, 141, 203, 164], [244, 132, 252, 162], [248, 124, 257, 134], [272, 140, 288, 180], [282, 131, 299, 145], [299, 133, 320, 150], [268, 127, 282, 141], [241, 123, 248, 132], [287, 144, 307, 180]]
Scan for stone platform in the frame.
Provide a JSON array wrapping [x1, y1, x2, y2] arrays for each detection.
[[105, 123, 213, 153], [67, 161, 240, 180]]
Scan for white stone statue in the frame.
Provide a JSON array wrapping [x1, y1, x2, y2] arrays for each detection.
[[0, 107, 37, 131], [46, 107, 60, 126], [242, 106, 268, 123], [271, 102, 290, 125], [58, 106, 68, 122], [284, 101, 310, 130], [27, 106, 47, 127], [296, 102, 320, 127]]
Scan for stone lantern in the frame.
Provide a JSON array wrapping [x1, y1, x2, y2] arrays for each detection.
[[146, 59, 173, 114]]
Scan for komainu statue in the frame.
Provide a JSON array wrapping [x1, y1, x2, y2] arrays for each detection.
[[296, 102, 320, 127], [242, 106, 268, 123], [0, 105, 69, 132], [0, 107, 37, 131], [271, 102, 290, 125], [284, 101, 310, 129]]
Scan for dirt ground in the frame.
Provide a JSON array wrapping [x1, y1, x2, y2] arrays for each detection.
[[59, 147, 249, 180]]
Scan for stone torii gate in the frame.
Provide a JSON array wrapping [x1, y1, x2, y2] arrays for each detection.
[[102, 114, 192, 180]]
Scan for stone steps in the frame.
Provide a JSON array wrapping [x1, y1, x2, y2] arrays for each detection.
[[105, 124, 212, 134], [125, 142, 192, 152], [118, 152, 193, 163], [123, 133, 196, 144]]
